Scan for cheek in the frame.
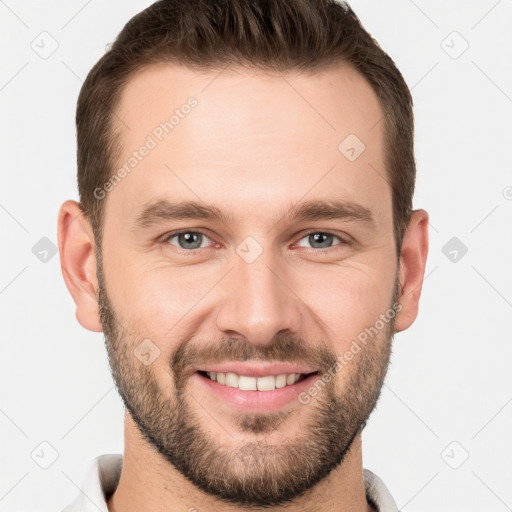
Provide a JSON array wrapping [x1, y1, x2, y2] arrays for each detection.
[[105, 253, 216, 340], [294, 261, 396, 346], [103, 231, 397, 356]]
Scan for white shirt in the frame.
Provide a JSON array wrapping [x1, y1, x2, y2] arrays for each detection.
[[62, 454, 399, 512]]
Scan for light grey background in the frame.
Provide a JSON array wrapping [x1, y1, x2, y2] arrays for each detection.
[[1, 1, 511, 511]]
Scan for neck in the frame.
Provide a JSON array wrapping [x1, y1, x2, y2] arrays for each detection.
[[108, 412, 374, 512]]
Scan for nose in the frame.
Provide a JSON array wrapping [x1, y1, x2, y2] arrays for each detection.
[[215, 246, 303, 347]]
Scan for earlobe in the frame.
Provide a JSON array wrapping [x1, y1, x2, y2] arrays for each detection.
[[394, 209, 429, 333], [57, 200, 103, 333]]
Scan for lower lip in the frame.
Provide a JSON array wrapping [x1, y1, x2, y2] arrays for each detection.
[[193, 372, 320, 413]]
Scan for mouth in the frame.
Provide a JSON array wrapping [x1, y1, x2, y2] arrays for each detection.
[[198, 370, 318, 391], [193, 366, 320, 413]]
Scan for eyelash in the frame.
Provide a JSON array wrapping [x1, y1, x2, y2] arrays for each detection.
[[160, 229, 350, 254]]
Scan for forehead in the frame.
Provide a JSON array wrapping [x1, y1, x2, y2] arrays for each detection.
[[106, 62, 389, 229], [115, 62, 384, 146]]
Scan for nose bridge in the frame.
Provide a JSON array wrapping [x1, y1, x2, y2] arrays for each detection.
[[215, 241, 301, 345]]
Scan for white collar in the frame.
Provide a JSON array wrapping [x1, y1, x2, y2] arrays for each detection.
[[62, 454, 398, 512]]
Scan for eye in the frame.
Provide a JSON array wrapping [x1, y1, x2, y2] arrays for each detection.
[[165, 230, 214, 250], [295, 231, 346, 250], [161, 230, 348, 253]]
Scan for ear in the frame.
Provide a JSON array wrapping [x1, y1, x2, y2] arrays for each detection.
[[394, 209, 429, 332], [57, 200, 103, 332]]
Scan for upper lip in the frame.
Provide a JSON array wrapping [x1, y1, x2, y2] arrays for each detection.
[[195, 363, 317, 377]]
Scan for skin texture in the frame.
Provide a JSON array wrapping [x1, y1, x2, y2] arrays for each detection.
[[58, 62, 429, 512]]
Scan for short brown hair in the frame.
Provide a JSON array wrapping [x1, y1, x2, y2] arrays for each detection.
[[76, 0, 415, 254]]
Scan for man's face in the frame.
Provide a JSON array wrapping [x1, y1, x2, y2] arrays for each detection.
[[98, 63, 399, 506]]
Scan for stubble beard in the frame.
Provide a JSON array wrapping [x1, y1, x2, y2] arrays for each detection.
[[97, 259, 397, 507]]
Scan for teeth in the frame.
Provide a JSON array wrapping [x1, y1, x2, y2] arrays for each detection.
[[257, 375, 275, 391], [239, 375, 257, 390], [225, 372, 239, 388], [275, 374, 288, 388], [204, 371, 305, 391]]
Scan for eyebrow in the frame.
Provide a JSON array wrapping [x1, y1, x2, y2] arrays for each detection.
[[132, 199, 375, 230]]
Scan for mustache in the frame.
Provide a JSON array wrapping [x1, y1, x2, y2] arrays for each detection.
[[171, 332, 338, 381]]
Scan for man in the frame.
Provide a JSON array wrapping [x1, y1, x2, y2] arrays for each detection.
[[58, 0, 429, 510]]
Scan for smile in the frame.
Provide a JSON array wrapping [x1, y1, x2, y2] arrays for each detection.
[[199, 371, 315, 391]]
